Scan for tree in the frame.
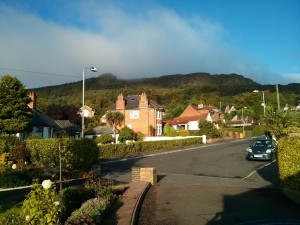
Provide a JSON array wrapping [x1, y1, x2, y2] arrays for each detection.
[[0, 75, 32, 134], [198, 121, 221, 139], [45, 104, 81, 126], [118, 126, 135, 143], [106, 111, 125, 143], [262, 109, 294, 139]]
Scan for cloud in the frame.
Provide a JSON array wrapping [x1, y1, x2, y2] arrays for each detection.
[[0, 1, 292, 88], [283, 73, 300, 83]]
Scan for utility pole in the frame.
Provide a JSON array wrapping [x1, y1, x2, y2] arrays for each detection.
[[276, 84, 280, 110]]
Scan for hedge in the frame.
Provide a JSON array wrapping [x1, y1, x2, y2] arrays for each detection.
[[26, 138, 99, 171], [99, 137, 202, 158], [278, 136, 300, 191]]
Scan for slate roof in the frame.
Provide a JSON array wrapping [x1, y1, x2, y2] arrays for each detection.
[[55, 120, 81, 133], [85, 126, 114, 135], [30, 110, 61, 130], [107, 95, 163, 110]]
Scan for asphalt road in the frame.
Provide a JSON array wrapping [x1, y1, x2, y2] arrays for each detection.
[[101, 138, 300, 225]]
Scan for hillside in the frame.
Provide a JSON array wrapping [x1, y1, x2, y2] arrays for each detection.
[[31, 73, 300, 118]]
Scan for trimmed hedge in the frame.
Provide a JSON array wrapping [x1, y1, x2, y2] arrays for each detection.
[[25, 138, 99, 171], [99, 137, 202, 158], [278, 136, 300, 191]]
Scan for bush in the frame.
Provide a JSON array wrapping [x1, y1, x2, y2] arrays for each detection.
[[0, 134, 19, 154], [21, 180, 61, 224], [26, 138, 99, 172], [118, 126, 135, 143], [198, 121, 221, 139], [99, 137, 202, 158], [278, 136, 300, 191], [65, 197, 110, 224], [0, 207, 23, 225], [178, 130, 189, 136], [0, 169, 36, 188], [59, 186, 96, 222], [95, 134, 114, 144]]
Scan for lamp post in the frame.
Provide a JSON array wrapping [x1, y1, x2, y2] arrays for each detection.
[[82, 66, 97, 137]]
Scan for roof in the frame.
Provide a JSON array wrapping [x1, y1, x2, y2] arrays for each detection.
[[191, 104, 218, 112], [170, 114, 208, 125], [85, 126, 114, 135], [55, 120, 81, 133], [107, 95, 163, 110], [30, 110, 61, 130]]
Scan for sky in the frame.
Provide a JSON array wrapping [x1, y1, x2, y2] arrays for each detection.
[[0, 0, 299, 88]]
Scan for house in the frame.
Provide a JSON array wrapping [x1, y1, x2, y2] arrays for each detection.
[[54, 120, 81, 138], [170, 104, 224, 131], [79, 105, 95, 118], [19, 92, 81, 139], [229, 115, 257, 127], [84, 126, 114, 139], [105, 92, 164, 136]]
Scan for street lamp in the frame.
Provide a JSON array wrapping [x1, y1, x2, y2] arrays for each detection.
[[82, 66, 97, 137]]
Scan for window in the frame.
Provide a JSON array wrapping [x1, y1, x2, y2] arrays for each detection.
[[130, 110, 139, 119], [156, 110, 162, 120], [35, 127, 43, 137], [156, 124, 162, 135]]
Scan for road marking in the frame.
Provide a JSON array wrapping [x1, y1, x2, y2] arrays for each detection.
[[242, 160, 275, 180]]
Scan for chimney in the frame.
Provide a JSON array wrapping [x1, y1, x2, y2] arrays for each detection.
[[139, 92, 148, 108], [28, 91, 36, 109], [116, 93, 125, 109]]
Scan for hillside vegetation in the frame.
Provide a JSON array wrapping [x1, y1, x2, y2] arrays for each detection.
[[31, 73, 300, 119]]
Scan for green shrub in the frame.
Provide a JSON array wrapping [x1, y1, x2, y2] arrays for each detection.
[[0, 169, 35, 188], [178, 130, 189, 136], [0, 134, 19, 154], [26, 138, 99, 172], [65, 197, 110, 225], [118, 126, 135, 143], [0, 207, 23, 225], [278, 136, 300, 191], [60, 186, 96, 222], [84, 179, 117, 201], [25, 139, 59, 167], [99, 137, 202, 158], [95, 134, 114, 144], [21, 180, 61, 225]]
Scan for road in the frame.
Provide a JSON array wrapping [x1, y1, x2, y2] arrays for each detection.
[[101, 138, 300, 225]]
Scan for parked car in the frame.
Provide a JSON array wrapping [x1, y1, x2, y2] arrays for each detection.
[[246, 138, 277, 161]]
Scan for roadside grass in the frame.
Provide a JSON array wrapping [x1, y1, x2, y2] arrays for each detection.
[[0, 200, 22, 213]]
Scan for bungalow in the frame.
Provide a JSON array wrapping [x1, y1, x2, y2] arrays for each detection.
[[170, 104, 224, 131], [84, 126, 114, 139], [19, 92, 81, 139], [229, 115, 257, 127]]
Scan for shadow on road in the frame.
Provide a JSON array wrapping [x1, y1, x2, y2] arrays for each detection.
[[207, 161, 300, 225]]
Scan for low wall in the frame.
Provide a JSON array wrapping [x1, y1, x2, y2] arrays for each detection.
[[144, 136, 203, 142]]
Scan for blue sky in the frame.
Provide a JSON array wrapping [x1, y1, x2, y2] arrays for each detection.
[[0, 0, 299, 88]]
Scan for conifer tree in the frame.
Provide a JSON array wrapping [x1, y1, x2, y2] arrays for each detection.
[[0, 75, 32, 134]]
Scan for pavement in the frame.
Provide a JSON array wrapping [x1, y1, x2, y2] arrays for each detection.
[[101, 180, 151, 225]]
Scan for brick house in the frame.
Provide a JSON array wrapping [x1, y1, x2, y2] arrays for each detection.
[[170, 104, 224, 131], [105, 93, 164, 136]]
